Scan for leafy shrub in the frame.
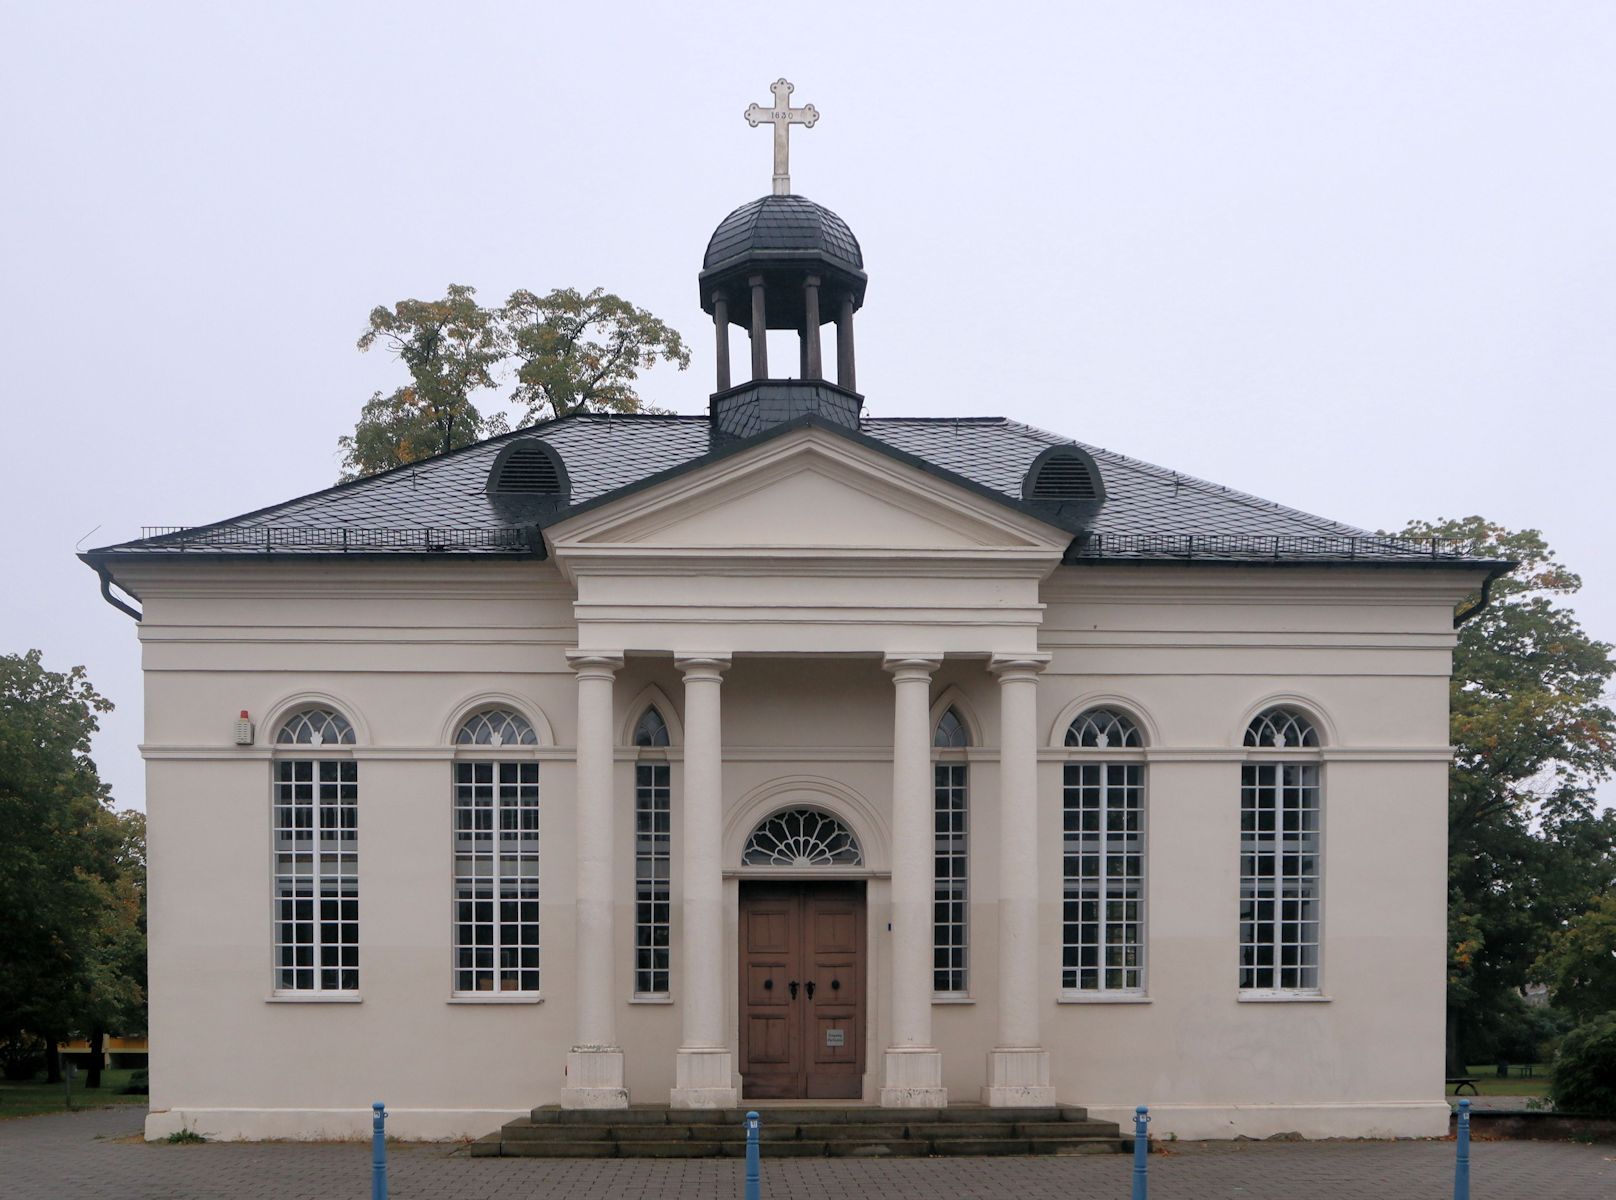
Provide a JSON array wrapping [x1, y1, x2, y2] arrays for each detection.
[[1550, 1015, 1616, 1115], [0, 1035, 44, 1082], [164, 1129, 206, 1144], [118, 1069, 149, 1096]]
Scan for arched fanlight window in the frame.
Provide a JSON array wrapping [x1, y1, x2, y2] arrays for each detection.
[[933, 707, 970, 749], [633, 706, 671, 748], [743, 809, 863, 867], [1066, 707, 1143, 749], [455, 709, 537, 747], [1244, 707, 1320, 749], [276, 707, 355, 746]]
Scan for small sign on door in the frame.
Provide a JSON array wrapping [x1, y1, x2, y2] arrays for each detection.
[[825, 1028, 845, 1047]]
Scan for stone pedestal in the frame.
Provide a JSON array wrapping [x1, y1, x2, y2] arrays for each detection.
[[671, 1047, 738, 1109], [880, 1047, 947, 1108], [983, 1047, 1055, 1107], [561, 1049, 628, 1109]]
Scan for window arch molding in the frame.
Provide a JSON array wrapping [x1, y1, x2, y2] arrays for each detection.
[[619, 684, 683, 747], [1234, 695, 1335, 749], [928, 686, 984, 752], [264, 690, 369, 749], [723, 776, 888, 872], [1047, 694, 1158, 750], [439, 691, 554, 748]]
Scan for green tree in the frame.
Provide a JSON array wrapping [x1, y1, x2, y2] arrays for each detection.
[[502, 287, 689, 422], [1535, 892, 1616, 1022], [0, 652, 145, 1083], [338, 284, 505, 480], [1397, 518, 1616, 1069]]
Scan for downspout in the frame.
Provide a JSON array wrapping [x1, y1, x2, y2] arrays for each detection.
[[1453, 563, 1512, 628], [95, 564, 142, 622]]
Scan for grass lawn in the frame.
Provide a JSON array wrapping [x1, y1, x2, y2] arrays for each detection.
[[1455, 1063, 1553, 1098], [0, 1068, 148, 1120]]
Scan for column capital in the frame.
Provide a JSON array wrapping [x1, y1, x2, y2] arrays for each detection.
[[883, 654, 943, 681], [566, 650, 624, 679], [803, 273, 822, 288], [989, 653, 1051, 680], [675, 654, 731, 681]]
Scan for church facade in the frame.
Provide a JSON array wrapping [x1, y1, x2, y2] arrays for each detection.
[[86, 99, 1502, 1143]]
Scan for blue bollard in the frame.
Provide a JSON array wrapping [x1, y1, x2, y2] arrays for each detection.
[[372, 1101, 388, 1200], [744, 1110, 760, 1200], [1453, 1097, 1470, 1200], [1131, 1105, 1150, 1200]]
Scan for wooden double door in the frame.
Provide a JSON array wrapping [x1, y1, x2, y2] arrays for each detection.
[[739, 881, 866, 1099]]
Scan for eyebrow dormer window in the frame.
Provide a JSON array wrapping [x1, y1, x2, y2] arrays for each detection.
[[486, 440, 568, 497], [1022, 445, 1104, 503]]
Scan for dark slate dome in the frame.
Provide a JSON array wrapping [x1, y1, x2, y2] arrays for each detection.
[[702, 195, 863, 276]]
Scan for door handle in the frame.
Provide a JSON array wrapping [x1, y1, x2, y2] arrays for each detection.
[[788, 980, 799, 1000], [805, 980, 816, 1000]]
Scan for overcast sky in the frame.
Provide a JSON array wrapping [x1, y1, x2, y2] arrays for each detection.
[[2, 2, 1612, 812]]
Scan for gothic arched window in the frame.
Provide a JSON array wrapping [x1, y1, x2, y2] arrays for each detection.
[[452, 709, 540, 995], [272, 707, 358, 994], [1062, 707, 1146, 995], [634, 706, 671, 748], [1241, 707, 1323, 993], [933, 707, 970, 994], [633, 706, 671, 995]]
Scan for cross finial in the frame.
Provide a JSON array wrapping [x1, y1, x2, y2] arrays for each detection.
[[744, 78, 818, 196]]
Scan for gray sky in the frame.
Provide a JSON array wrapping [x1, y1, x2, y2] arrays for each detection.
[[3, 2, 1612, 813]]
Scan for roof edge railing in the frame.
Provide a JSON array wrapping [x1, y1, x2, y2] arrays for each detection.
[[130, 526, 538, 552], [1075, 533, 1472, 560]]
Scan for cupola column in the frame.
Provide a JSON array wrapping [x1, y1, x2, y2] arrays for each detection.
[[562, 651, 629, 1108], [803, 274, 823, 380], [748, 274, 768, 380], [836, 293, 856, 392], [711, 291, 731, 391]]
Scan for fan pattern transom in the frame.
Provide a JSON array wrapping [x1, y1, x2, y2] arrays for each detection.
[[276, 708, 355, 746], [742, 808, 863, 867], [1244, 707, 1320, 749], [456, 709, 537, 747], [1066, 707, 1142, 749]]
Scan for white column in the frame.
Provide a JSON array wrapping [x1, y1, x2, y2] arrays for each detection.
[[984, 653, 1056, 1106], [881, 654, 947, 1107], [562, 651, 628, 1108], [671, 654, 737, 1108]]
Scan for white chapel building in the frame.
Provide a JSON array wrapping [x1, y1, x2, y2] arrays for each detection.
[[86, 95, 1502, 1144]]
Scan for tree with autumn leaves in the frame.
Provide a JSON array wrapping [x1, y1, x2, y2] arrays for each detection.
[[338, 284, 689, 480]]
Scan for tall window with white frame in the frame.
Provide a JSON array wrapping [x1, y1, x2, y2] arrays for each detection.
[[933, 707, 970, 996], [452, 708, 540, 995], [1061, 707, 1146, 995], [1240, 707, 1323, 993], [272, 708, 358, 994], [633, 706, 672, 997]]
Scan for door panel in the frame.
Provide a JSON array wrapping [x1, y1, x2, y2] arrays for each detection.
[[739, 881, 866, 1100]]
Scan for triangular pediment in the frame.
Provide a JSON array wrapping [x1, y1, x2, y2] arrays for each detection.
[[546, 426, 1071, 558]]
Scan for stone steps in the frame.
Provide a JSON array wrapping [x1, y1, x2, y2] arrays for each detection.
[[472, 1104, 1130, 1158]]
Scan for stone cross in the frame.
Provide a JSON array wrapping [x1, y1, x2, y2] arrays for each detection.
[[745, 78, 818, 196]]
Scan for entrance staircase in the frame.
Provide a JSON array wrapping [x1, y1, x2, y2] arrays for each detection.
[[471, 1104, 1129, 1158]]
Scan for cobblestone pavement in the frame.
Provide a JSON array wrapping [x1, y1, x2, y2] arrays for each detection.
[[4, 1106, 1614, 1200]]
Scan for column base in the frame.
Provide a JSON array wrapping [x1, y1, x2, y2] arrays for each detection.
[[981, 1047, 1055, 1107], [879, 1047, 947, 1108], [670, 1047, 738, 1109], [561, 1048, 628, 1109]]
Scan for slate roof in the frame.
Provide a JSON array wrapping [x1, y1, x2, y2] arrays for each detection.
[[703, 195, 864, 275], [84, 413, 1492, 569]]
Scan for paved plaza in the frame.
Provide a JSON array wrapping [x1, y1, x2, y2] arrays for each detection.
[[4, 1106, 1614, 1200]]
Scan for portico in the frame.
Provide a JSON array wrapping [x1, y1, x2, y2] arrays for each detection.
[[547, 422, 1073, 1109]]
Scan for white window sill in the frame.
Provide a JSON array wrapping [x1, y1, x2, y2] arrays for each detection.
[[448, 993, 543, 1005], [1237, 991, 1331, 1003], [1058, 991, 1151, 1005], [932, 994, 975, 1005], [267, 993, 362, 1004], [630, 995, 674, 1005]]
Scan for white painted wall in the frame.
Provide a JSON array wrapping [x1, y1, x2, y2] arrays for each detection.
[[123, 552, 1473, 1142]]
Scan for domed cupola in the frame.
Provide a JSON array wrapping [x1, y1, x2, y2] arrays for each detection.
[[700, 80, 868, 438]]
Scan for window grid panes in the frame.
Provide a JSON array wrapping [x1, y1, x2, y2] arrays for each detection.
[[1062, 762, 1144, 992], [934, 763, 968, 993], [273, 759, 358, 992], [455, 709, 537, 747], [453, 761, 540, 993], [1240, 762, 1321, 991], [634, 763, 671, 995]]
